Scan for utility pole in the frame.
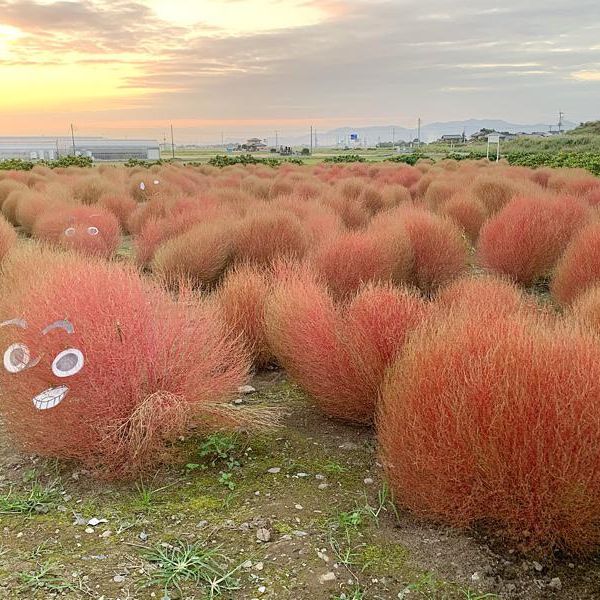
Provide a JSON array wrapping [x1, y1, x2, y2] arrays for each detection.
[[392, 127, 396, 146], [314, 130, 318, 148], [275, 130, 279, 148], [417, 117, 421, 145], [70, 123, 76, 156], [221, 131, 224, 148], [310, 125, 313, 154], [558, 110, 565, 134], [170, 123, 175, 159]]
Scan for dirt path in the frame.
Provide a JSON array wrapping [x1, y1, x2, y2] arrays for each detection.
[[0, 374, 599, 599]]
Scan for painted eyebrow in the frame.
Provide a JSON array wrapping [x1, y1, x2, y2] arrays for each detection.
[[0, 318, 27, 329], [42, 320, 74, 335]]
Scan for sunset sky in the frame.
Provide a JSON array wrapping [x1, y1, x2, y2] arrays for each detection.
[[0, 0, 599, 142]]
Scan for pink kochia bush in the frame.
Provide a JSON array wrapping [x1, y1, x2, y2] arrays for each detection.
[[215, 263, 274, 368], [265, 263, 426, 423], [0, 215, 17, 262], [372, 207, 468, 295], [477, 195, 589, 285], [552, 222, 600, 305], [312, 229, 413, 301], [378, 308, 600, 555], [33, 206, 121, 258], [0, 247, 256, 478]]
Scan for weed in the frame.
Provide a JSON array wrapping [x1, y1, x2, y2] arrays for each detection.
[[18, 563, 75, 593], [140, 541, 241, 598], [0, 481, 60, 515]]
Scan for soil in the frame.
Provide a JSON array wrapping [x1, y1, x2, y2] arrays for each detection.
[[0, 372, 599, 599]]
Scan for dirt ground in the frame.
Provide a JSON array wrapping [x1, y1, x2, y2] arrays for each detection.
[[0, 372, 599, 600]]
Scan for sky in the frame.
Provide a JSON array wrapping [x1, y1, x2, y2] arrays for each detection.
[[0, 0, 599, 142]]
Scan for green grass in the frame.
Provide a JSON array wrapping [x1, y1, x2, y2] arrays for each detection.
[[18, 563, 76, 594], [0, 481, 61, 515], [140, 541, 242, 597]]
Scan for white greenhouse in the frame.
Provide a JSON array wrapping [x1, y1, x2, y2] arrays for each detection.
[[0, 137, 161, 162]]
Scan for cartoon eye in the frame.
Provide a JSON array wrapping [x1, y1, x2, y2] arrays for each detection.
[[139, 182, 146, 190], [87, 226, 99, 236], [64, 227, 76, 237], [51, 348, 84, 378], [153, 180, 160, 185], [3, 343, 31, 373]]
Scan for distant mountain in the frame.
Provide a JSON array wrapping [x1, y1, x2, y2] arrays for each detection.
[[282, 119, 577, 146]]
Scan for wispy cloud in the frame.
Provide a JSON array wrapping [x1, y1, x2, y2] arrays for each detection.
[[0, 0, 599, 137]]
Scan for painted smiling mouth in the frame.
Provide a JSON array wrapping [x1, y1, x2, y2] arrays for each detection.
[[32, 386, 69, 410]]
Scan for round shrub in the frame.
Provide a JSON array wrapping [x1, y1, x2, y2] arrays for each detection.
[[379, 309, 600, 555]]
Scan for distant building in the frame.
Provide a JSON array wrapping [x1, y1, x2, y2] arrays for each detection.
[[470, 129, 517, 142], [239, 138, 268, 152], [439, 133, 466, 143], [0, 137, 161, 161]]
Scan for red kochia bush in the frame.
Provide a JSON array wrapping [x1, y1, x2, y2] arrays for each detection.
[[152, 221, 234, 289], [477, 195, 589, 286], [234, 212, 309, 266], [434, 274, 537, 319], [215, 263, 274, 368], [312, 229, 413, 301], [373, 207, 468, 295], [33, 206, 120, 258], [552, 223, 600, 305], [378, 310, 600, 555], [0, 215, 17, 262], [439, 194, 487, 241], [0, 247, 254, 478], [265, 264, 426, 423]]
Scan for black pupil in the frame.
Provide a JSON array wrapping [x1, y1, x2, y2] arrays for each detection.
[[56, 353, 78, 372], [10, 347, 26, 367]]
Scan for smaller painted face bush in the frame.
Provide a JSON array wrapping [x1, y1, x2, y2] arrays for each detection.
[[33, 206, 120, 258]]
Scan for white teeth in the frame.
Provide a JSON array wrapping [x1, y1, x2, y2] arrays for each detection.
[[32, 386, 69, 410]]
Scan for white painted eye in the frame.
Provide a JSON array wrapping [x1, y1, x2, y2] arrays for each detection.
[[64, 227, 76, 237], [51, 348, 84, 378], [87, 226, 99, 236], [153, 180, 160, 185], [3, 343, 31, 373], [139, 182, 145, 190]]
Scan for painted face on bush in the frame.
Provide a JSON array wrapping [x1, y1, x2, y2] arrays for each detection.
[[1, 318, 84, 410], [63, 214, 102, 239]]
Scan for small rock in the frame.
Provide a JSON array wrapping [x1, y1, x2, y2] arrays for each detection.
[[319, 572, 336, 584], [256, 528, 271, 542], [267, 468, 281, 474], [318, 483, 329, 490], [73, 513, 86, 526], [532, 561, 543, 572], [254, 562, 264, 571], [471, 572, 481, 582], [296, 472, 308, 478], [363, 477, 374, 485], [139, 532, 148, 542], [294, 504, 303, 510], [548, 577, 562, 591], [258, 586, 267, 594], [293, 530, 308, 537], [100, 530, 112, 538], [238, 385, 256, 395], [315, 474, 326, 480], [242, 560, 253, 569], [85, 527, 95, 534], [196, 520, 208, 529], [113, 574, 126, 583], [568, 563, 575, 569], [87, 518, 108, 527], [339, 442, 358, 450], [233, 398, 244, 405], [317, 551, 329, 562]]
